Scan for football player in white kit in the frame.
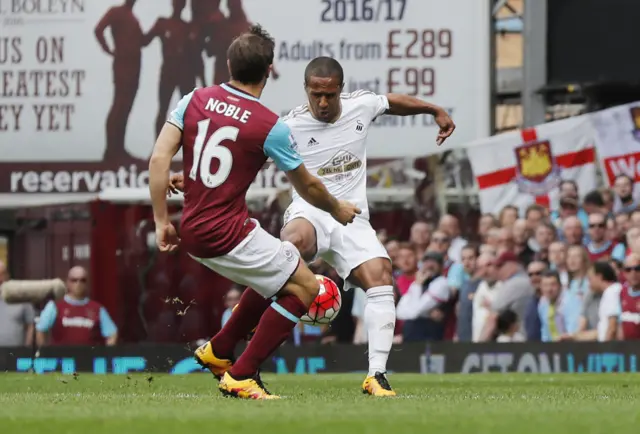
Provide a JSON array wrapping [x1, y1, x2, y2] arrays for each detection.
[[170, 57, 455, 396]]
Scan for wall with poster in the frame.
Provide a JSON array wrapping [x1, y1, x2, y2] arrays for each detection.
[[0, 0, 490, 199]]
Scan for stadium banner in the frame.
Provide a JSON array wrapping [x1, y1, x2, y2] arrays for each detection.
[[1, 342, 638, 374], [0, 0, 491, 200], [466, 116, 598, 215], [591, 102, 640, 192]]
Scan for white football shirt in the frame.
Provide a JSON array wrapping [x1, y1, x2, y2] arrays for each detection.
[[597, 282, 622, 342], [282, 90, 389, 217]]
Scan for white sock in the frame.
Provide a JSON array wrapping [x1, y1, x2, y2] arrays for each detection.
[[363, 285, 395, 377]]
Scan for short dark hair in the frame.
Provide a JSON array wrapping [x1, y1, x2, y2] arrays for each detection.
[[560, 180, 578, 192], [592, 261, 618, 283], [525, 204, 545, 219], [227, 24, 275, 85], [304, 56, 344, 85], [541, 269, 561, 284], [496, 309, 518, 334], [462, 244, 478, 257], [583, 190, 605, 207]]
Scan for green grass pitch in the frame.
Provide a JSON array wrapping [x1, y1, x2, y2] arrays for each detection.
[[0, 373, 639, 433]]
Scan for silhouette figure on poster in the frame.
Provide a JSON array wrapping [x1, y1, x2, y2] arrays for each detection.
[[144, 0, 195, 137], [206, 0, 279, 85], [94, 0, 144, 161]]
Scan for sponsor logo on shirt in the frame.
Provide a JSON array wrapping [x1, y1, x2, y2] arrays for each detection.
[[317, 150, 363, 184]]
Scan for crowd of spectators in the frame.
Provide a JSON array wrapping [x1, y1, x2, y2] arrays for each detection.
[[271, 174, 640, 345]]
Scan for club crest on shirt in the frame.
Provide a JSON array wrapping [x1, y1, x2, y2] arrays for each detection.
[[355, 120, 365, 134], [514, 140, 561, 196]]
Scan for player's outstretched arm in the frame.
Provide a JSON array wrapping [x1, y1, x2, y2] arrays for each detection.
[[149, 123, 182, 251], [286, 165, 360, 226], [385, 93, 456, 145], [264, 119, 360, 225]]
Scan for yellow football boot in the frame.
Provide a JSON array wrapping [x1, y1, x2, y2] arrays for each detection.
[[193, 341, 233, 380], [218, 372, 280, 400], [362, 372, 397, 397]]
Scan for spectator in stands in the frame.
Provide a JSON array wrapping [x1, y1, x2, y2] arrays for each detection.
[[496, 227, 515, 255], [523, 259, 548, 341], [221, 286, 242, 328], [478, 213, 499, 242], [499, 205, 519, 228], [485, 227, 501, 250], [615, 212, 631, 236], [563, 261, 621, 342], [531, 222, 556, 262], [438, 214, 467, 263], [538, 270, 580, 341], [583, 190, 606, 216], [0, 261, 35, 347], [525, 204, 545, 233], [480, 244, 497, 257], [586, 212, 617, 261], [600, 188, 615, 215], [472, 253, 500, 342], [561, 216, 586, 246], [495, 310, 525, 342], [455, 250, 485, 342], [384, 238, 400, 264], [480, 251, 534, 341], [566, 245, 591, 301], [613, 175, 638, 214], [607, 215, 622, 244], [397, 252, 450, 342], [448, 244, 478, 295], [548, 241, 569, 288], [409, 221, 432, 259], [619, 253, 640, 340], [559, 179, 579, 198], [395, 243, 418, 296], [631, 209, 640, 228], [513, 219, 535, 266], [428, 230, 453, 273], [36, 266, 118, 346], [552, 194, 588, 233]]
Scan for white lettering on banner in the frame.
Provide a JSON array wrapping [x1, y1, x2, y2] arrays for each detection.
[[0, 0, 490, 176], [460, 352, 563, 374], [62, 244, 90, 261], [605, 155, 640, 183], [9, 166, 149, 193], [62, 316, 94, 329]]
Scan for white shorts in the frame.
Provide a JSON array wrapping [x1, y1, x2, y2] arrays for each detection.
[[283, 201, 389, 290], [190, 219, 300, 299]]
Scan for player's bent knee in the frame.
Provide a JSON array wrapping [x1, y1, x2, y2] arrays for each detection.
[[281, 262, 320, 307], [281, 219, 317, 260]]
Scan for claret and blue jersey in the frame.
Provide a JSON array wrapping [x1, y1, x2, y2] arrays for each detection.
[[167, 83, 303, 258]]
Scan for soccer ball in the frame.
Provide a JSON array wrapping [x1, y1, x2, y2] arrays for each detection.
[[300, 275, 341, 325]]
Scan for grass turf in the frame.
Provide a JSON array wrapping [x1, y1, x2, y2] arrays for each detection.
[[0, 373, 638, 433]]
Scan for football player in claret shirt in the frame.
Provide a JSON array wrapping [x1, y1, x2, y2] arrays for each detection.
[[619, 254, 640, 340], [171, 56, 455, 396], [148, 25, 359, 400], [36, 267, 117, 346]]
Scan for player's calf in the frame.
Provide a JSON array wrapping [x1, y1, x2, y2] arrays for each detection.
[[222, 262, 320, 398], [350, 258, 397, 394]]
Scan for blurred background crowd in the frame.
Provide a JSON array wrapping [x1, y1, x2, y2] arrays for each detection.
[[2, 0, 640, 349]]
